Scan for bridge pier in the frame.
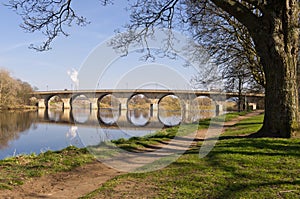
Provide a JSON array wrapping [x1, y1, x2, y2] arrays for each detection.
[[181, 98, 196, 123], [182, 101, 190, 123], [215, 103, 223, 116], [89, 98, 98, 110], [61, 98, 71, 109], [61, 109, 71, 122], [117, 107, 128, 126], [37, 108, 49, 120], [150, 109, 159, 123], [88, 109, 99, 124], [119, 98, 128, 110], [150, 99, 159, 118], [38, 99, 47, 109]]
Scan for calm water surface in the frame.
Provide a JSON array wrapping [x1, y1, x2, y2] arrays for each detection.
[[0, 108, 190, 160]]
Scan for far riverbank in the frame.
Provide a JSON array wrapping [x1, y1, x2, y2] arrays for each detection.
[[0, 105, 37, 111]]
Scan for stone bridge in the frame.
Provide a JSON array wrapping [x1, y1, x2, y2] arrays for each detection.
[[33, 89, 264, 121]]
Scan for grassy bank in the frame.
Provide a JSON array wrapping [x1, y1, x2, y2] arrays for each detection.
[[223, 113, 264, 136], [85, 138, 300, 199], [0, 111, 248, 191], [111, 111, 249, 151], [0, 146, 94, 190], [83, 112, 300, 199]]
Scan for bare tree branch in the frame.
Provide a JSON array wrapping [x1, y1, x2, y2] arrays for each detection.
[[210, 0, 261, 32], [6, 0, 89, 51]]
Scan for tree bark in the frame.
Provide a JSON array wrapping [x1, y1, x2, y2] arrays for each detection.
[[249, 1, 299, 138]]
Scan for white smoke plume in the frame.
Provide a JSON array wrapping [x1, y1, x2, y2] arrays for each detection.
[[67, 68, 79, 90]]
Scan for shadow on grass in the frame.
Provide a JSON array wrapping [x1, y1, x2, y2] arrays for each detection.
[[217, 179, 300, 199], [86, 136, 300, 198], [181, 137, 300, 198], [223, 122, 263, 128], [189, 138, 300, 156]]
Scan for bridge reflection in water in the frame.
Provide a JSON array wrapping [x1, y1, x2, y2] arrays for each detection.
[[0, 105, 218, 160], [39, 106, 218, 128], [40, 107, 217, 152]]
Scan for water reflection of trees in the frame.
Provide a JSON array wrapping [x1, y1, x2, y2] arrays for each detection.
[[158, 95, 182, 126], [0, 111, 37, 149], [129, 109, 149, 118], [127, 109, 150, 126], [158, 109, 182, 126], [98, 108, 120, 125]]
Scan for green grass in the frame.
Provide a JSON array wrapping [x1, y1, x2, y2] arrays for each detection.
[[84, 138, 300, 199], [83, 113, 300, 199], [111, 125, 195, 151], [222, 113, 264, 136], [223, 111, 249, 121], [0, 146, 94, 190], [110, 111, 250, 151]]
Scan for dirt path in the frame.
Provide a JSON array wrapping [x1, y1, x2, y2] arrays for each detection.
[[0, 111, 263, 199], [0, 161, 123, 199]]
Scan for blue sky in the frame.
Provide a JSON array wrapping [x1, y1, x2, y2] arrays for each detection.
[[0, 1, 212, 91]]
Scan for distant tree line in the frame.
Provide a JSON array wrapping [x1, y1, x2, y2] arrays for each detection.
[[0, 69, 35, 109]]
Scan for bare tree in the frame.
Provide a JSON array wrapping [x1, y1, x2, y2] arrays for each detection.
[[223, 57, 264, 112], [224, 62, 251, 112], [186, 2, 265, 88], [0, 69, 34, 109], [0, 69, 19, 107], [6, 0, 300, 138]]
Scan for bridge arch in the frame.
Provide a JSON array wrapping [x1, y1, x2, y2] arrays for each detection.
[[47, 95, 64, 110], [223, 98, 239, 112], [98, 94, 120, 125], [127, 94, 151, 109], [70, 94, 92, 109], [42, 94, 57, 109], [191, 96, 216, 121], [127, 94, 151, 126], [158, 94, 183, 126], [98, 94, 120, 109]]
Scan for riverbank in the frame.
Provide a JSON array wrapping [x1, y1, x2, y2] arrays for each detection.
[[1, 111, 299, 198], [84, 111, 300, 199], [0, 105, 37, 111]]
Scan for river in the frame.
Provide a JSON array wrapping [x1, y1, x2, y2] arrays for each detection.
[[0, 106, 204, 160]]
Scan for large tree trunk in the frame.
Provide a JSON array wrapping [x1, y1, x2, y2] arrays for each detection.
[[249, 1, 299, 138], [255, 47, 299, 138]]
